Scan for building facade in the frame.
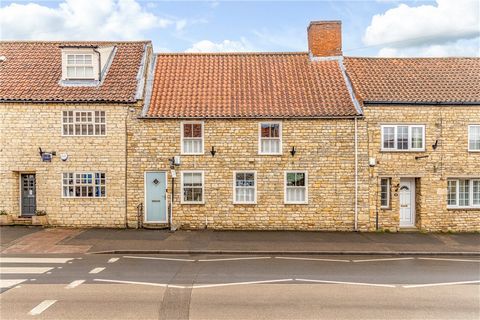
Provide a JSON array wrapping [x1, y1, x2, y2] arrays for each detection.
[[0, 41, 152, 227], [1, 22, 478, 232]]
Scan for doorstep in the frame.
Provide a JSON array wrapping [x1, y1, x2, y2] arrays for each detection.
[[399, 227, 419, 232]]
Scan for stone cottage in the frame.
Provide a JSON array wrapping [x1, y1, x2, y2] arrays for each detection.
[[345, 57, 480, 231], [0, 41, 152, 227]]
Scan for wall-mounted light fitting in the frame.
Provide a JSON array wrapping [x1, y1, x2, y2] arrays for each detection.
[[290, 146, 296, 157], [210, 146, 216, 157]]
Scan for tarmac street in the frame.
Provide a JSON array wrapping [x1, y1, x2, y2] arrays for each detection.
[[0, 253, 479, 319]]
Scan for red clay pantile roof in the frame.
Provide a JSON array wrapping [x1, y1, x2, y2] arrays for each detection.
[[0, 41, 149, 103], [344, 57, 480, 104], [145, 53, 359, 118]]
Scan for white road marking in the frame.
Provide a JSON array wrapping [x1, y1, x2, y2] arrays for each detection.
[[403, 280, 480, 288], [66, 280, 85, 289], [89, 267, 105, 274], [123, 256, 195, 262], [94, 278, 178, 288], [0, 279, 27, 289], [28, 300, 57, 315], [108, 258, 120, 263], [296, 278, 396, 288], [417, 257, 480, 263], [275, 256, 350, 263], [352, 257, 414, 263], [198, 257, 271, 262], [192, 278, 293, 289], [0, 267, 53, 274], [0, 257, 73, 264]]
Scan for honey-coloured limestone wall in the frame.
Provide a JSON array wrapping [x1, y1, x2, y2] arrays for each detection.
[[127, 116, 370, 231], [0, 102, 131, 227], [365, 105, 480, 232]]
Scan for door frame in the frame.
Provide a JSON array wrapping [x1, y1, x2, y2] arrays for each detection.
[[144, 171, 168, 224], [19, 172, 36, 217], [399, 178, 416, 227]]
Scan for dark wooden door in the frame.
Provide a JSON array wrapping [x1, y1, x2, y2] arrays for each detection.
[[21, 174, 36, 216]]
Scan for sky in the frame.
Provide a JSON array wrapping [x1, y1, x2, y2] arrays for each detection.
[[0, 0, 479, 57]]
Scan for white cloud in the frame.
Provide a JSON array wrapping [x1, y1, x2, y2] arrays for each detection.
[[185, 37, 253, 53], [364, 0, 480, 57], [0, 0, 173, 40]]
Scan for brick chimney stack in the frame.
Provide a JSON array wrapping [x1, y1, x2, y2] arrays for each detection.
[[308, 21, 342, 57]]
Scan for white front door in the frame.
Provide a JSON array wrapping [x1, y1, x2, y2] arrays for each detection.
[[399, 178, 415, 227]]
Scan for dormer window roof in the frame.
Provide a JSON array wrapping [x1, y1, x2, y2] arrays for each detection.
[[60, 45, 117, 86]]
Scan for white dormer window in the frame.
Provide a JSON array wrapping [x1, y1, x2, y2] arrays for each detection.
[[61, 49, 99, 81], [66, 54, 94, 79]]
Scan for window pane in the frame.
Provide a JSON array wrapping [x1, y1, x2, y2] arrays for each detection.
[[447, 180, 457, 206], [67, 67, 75, 77], [397, 126, 408, 150], [76, 67, 85, 77], [85, 55, 92, 64], [383, 127, 395, 149], [469, 126, 480, 150], [473, 180, 480, 205], [85, 67, 94, 78], [192, 124, 202, 137], [381, 178, 389, 207], [411, 127, 423, 149], [261, 124, 271, 138], [459, 179, 470, 206], [183, 124, 192, 138]]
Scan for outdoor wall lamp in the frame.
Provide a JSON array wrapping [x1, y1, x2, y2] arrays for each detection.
[[290, 146, 296, 157], [432, 140, 438, 150], [210, 146, 217, 157]]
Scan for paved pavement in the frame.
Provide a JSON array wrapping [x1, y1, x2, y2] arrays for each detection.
[[0, 253, 479, 319], [1, 227, 479, 255]]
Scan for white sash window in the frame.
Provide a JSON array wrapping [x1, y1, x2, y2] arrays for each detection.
[[234, 172, 256, 204], [468, 125, 480, 151], [181, 122, 204, 154], [259, 122, 282, 154], [62, 172, 106, 198], [447, 179, 480, 208], [285, 171, 308, 204]]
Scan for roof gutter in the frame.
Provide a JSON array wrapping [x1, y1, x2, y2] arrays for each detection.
[[137, 115, 364, 120], [363, 101, 480, 106]]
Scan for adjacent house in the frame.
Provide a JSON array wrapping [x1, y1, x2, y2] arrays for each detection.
[[0, 41, 152, 226], [1, 21, 478, 232], [345, 57, 480, 231]]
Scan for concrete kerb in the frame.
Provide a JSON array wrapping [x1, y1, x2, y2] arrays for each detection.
[[88, 250, 480, 256]]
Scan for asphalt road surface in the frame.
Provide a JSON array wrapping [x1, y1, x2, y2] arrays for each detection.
[[0, 253, 479, 319]]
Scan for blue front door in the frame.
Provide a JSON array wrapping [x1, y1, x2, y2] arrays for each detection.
[[145, 172, 167, 223]]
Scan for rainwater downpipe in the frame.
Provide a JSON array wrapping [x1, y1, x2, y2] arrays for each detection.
[[354, 117, 358, 231]]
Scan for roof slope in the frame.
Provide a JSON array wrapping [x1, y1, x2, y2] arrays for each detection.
[[0, 41, 149, 103], [145, 53, 359, 118], [344, 57, 480, 104]]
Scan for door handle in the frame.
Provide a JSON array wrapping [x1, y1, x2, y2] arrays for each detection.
[[401, 204, 408, 207], [152, 200, 161, 203]]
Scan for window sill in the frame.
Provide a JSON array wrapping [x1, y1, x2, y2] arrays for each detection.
[[467, 150, 480, 153], [447, 207, 480, 211], [380, 206, 392, 210], [180, 153, 205, 156], [379, 149, 426, 153], [284, 202, 308, 205], [181, 202, 205, 205]]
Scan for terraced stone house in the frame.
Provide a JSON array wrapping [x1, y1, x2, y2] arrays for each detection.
[[1, 21, 478, 232], [345, 57, 480, 231], [0, 41, 152, 227]]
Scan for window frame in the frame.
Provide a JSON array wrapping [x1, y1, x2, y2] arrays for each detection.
[[232, 171, 257, 205], [62, 110, 107, 136], [468, 125, 480, 152], [380, 124, 426, 152], [180, 121, 205, 155], [447, 178, 480, 209], [380, 177, 391, 209], [258, 122, 283, 155], [284, 171, 308, 205], [180, 170, 205, 204], [61, 172, 106, 199], [62, 50, 98, 81]]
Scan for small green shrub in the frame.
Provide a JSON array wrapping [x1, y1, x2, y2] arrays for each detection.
[[35, 210, 47, 216]]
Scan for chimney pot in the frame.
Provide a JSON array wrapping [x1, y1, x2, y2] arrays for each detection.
[[308, 21, 342, 57]]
